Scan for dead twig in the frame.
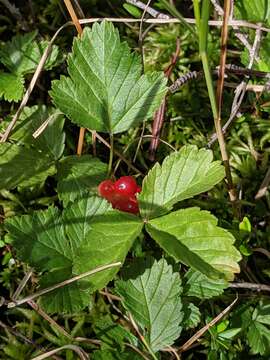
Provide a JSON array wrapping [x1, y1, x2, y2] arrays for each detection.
[[149, 38, 180, 161], [255, 166, 270, 199], [31, 344, 89, 360], [7, 262, 121, 308], [88, 129, 143, 175], [63, 0, 86, 156], [178, 296, 238, 353], [215, 0, 237, 207], [229, 282, 270, 292]]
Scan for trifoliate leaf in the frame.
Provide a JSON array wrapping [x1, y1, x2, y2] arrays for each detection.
[[0, 143, 55, 190], [183, 270, 228, 299], [72, 197, 143, 292], [116, 258, 183, 352], [182, 302, 201, 330], [6, 106, 65, 160], [57, 155, 107, 206], [147, 208, 241, 280], [5, 196, 143, 313], [50, 21, 167, 134], [0, 72, 24, 102], [138, 145, 225, 220], [0, 31, 60, 75]]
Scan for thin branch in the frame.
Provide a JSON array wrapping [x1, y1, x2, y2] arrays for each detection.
[[211, 0, 255, 58], [78, 18, 270, 33], [88, 129, 143, 175], [149, 38, 180, 160], [229, 282, 270, 292], [178, 296, 238, 353], [63, 0, 86, 156], [128, 313, 158, 360], [12, 269, 33, 301], [126, 0, 170, 19], [7, 262, 121, 308], [255, 166, 270, 199], [28, 301, 73, 340], [31, 345, 89, 360], [215, 0, 237, 205]]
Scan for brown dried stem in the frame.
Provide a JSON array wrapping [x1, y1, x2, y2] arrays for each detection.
[[63, 0, 86, 156]]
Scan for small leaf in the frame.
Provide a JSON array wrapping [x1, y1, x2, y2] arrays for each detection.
[[7, 106, 65, 160], [138, 145, 225, 219], [0, 143, 55, 190], [183, 270, 228, 299], [147, 208, 241, 280], [247, 322, 270, 356], [0, 72, 24, 102], [235, 0, 270, 25], [0, 31, 60, 75], [123, 3, 142, 17], [116, 258, 183, 352], [239, 216, 251, 233], [57, 155, 107, 206], [182, 302, 201, 330], [50, 21, 167, 134]]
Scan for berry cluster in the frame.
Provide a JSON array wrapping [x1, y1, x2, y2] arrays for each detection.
[[98, 176, 141, 214]]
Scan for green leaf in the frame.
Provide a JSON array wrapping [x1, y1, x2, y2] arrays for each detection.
[[116, 258, 183, 352], [72, 197, 143, 292], [147, 208, 241, 280], [183, 270, 228, 299], [235, 0, 270, 25], [247, 322, 270, 356], [138, 145, 225, 220], [4, 207, 90, 313], [5, 196, 143, 313], [0, 72, 24, 102], [57, 155, 107, 206], [0, 143, 55, 190], [7, 106, 65, 160], [92, 349, 142, 360], [146, 224, 222, 280], [182, 302, 201, 330], [123, 3, 142, 17], [93, 315, 132, 351], [0, 31, 60, 75], [50, 21, 167, 134]]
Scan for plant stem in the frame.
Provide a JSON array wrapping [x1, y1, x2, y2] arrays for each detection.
[[108, 133, 114, 176], [193, 0, 237, 208]]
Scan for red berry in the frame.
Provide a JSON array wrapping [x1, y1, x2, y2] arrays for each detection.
[[136, 186, 141, 193], [113, 195, 139, 214], [114, 176, 138, 196], [98, 180, 115, 200]]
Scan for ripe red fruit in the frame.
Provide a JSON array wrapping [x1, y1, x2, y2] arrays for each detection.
[[98, 180, 115, 200], [112, 195, 139, 214], [114, 176, 138, 196], [98, 177, 140, 215]]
